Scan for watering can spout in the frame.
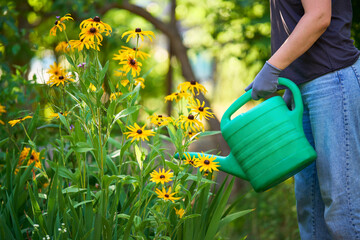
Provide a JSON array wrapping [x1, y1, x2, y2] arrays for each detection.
[[175, 152, 248, 181]]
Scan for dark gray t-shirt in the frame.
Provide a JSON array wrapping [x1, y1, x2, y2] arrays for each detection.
[[271, 0, 360, 85]]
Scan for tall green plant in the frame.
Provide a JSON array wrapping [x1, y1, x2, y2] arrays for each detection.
[[0, 13, 251, 239]]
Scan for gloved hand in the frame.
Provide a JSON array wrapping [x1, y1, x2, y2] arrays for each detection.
[[245, 61, 282, 100]]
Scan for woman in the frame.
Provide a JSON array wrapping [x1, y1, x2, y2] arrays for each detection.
[[246, 0, 360, 239]]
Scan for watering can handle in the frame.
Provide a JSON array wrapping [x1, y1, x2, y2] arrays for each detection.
[[220, 77, 303, 129]]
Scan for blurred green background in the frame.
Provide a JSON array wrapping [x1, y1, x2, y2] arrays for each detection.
[[1, 0, 359, 239]]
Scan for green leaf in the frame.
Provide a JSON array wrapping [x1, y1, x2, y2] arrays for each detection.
[[65, 53, 76, 68], [218, 209, 254, 230], [0, 138, 9, 147], [199, 131, 221, 137], [134, 144, 143, 170], [99, 60, 109, 83], [73, 142, 94, 153], [165, 160, 180, 174], [111, 105, 141, 127], [62, 187, 87, 194]]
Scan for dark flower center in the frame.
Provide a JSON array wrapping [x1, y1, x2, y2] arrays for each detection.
[[188, 114, 194, 120], [190, 80, 196, 85], [188, 131, 192, 135], [204, 160, 210, 165], [30, 154, 34, 160], [80, 38, 84, 42], [157, 122, 161, 125], [158, 115, 162, 118], [133, 47, 137, 51], [175, 93, 179, 95], [137, 129, 143, 134], [54, 20, 59, 25], [90, 27, 97, 33], [54, 71, 58, 75], [59, 76, 64, 80], [189, 160, 194, 164], [135, 28, 142, 32], [93, 16, 100, 22], [130, 59, 136, 65], [198, 107, 204, 111], [164, 194, 169, 198], [204, 170, 209, 175], [160, 175, 165, 179]]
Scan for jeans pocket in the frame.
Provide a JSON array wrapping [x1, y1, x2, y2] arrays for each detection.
[[351, 61, 360, 88]]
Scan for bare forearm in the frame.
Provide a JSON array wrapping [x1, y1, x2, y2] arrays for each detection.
[[268, 0, 331, 70]]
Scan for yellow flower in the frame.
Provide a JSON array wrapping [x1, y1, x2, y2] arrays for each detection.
[[69, 39, 100, 51], [79, 25, 104, 44], [178, 114, 204, 132], [122, 28, 155, 43], [150, 168, 174, 184], [113, 46, 150, 61], [89, 83, 97, 92], [119, 55, 142, 77], [49, 14, 73, 36], [120, 77, 145, 89], [186, 130, 200, 139], [148, 114, 172, 127], [178, 80, 208, 95], [110, 91, 123, 101], [47, 73, 75, 87], [155, 187, 180, 203], [55, 41, 70, 53], [49, 111, 69, 119], [195, 152, 220, 173], [15, 147, 41, 174], [183, 152, 197, 166], [0, 104, 6, 115], [174, 208, 185, 218], [47, 62, 63, 77], [0, 120, 4, 125], [188, 98, 214, 120], [8, 116, 32, 127], [80, 16, 112, 36], [164, 91, 191, 103], [124, 123, 155, 142]]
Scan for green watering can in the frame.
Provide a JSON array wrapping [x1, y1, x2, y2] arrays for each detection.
[[177, 77, 317, 192]]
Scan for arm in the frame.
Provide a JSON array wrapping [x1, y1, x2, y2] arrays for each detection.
[[246, 0, 332, 100], [268, 0, 331, 70]]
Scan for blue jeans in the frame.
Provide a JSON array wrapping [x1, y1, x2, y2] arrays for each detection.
[[295, 58, 360, 239]]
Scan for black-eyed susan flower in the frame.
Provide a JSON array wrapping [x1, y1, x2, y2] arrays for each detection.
[[119, 55, 142, 78], [188, 98, 215, 120], [110, 91, 123, 101], [49, 14, 73, 36], [122, 28, 155, 42], [79, 25, 104, 44], [164, 91, 191, 103], [15, 147, 41, 174], [174, 208, 185, 218], [120, 77, 145, 89], [8, 116, 32, 127], [113, 46, 150, 61], [178, 114, 204, 132], [89, 83, 97, 92], [195, 152, 220, 173], [47, 62, 63, 78], [178, 80, 208, 95], [80, 16, 112, 36], [150, 168, 174, 184], [55, 41, 70, 53], [183, 152, 197, 166], [155, 187, 180, 203], [69, 38, 100, 51], [0, 104, 6, 115], [148, 114, 172, 127], [124, 123, 155, 142], [186, 130, 200, 139], [47, 73, 75, 87], [49, 111, 70, 119]]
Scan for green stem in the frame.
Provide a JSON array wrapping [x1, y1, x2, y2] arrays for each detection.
[[21, 123, 31, 142]]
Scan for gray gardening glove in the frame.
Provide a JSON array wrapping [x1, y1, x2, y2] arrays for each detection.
[[245, 61, 282, 100]]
